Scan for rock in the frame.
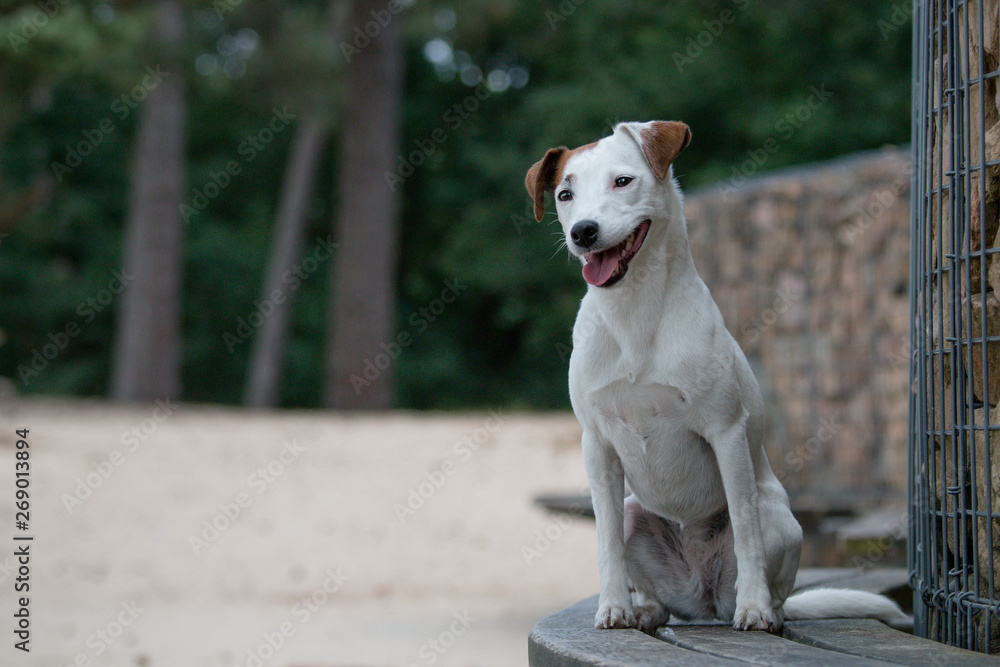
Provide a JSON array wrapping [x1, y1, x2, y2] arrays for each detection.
[[987, 226, 1000, 297], [938, 403, 1000, 652], [962, 291, 1000, 405]]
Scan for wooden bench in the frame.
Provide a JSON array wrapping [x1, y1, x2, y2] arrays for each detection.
[[529, 568, 1000, 665]]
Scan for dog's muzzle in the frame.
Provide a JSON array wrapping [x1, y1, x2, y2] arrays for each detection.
[[580, 220, 651, 288]]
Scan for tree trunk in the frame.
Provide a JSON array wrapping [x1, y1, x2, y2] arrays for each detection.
[[244, 117, 328, 407], [325, 0, 404, 409], [110, 0, 186, 401]]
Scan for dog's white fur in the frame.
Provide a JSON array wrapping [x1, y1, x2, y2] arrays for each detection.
[[525, 121, 908, 632]]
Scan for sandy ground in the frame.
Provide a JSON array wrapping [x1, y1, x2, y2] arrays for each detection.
[[0, 398, 599, 667]]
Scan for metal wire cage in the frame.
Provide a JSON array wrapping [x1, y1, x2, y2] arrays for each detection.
[[910, 0, 1000, 653]]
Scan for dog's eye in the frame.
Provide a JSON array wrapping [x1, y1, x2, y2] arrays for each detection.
[[557, 190, 573, 202], [614, 176, 633, 188]]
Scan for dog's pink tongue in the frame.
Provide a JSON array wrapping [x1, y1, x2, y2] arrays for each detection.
[[582, 247, 621, 286]]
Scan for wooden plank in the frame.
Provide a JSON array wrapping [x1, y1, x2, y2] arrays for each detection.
[[534, 494, 595, 519], [529, 595, 742, 666], [783, 619, 1000, 665], [834, 508, 907, 543], [657, 624, 895, 666]]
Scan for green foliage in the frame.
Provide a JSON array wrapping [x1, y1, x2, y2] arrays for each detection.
[[392, 0, 911, 409], [0, 0, 911, 408]]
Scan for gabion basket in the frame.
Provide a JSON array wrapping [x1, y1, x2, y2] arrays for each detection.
[[909, 0, 1000, 653]]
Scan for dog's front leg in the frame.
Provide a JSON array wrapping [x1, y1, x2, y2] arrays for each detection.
[[709, 413, 776, 632], [582, 430, 634, 629]]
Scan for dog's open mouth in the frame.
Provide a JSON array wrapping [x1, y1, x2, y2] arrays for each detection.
[[581, 220, 650, 288]]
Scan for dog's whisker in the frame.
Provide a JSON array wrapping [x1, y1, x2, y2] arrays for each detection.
[[548, 233, 569, 262]]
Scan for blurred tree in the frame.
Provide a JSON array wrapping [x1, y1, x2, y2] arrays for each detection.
[[244, 1, 344, 407], [326, 0, 405, 409], [245, 118, 328, 406], [111, 0, 187, 401]]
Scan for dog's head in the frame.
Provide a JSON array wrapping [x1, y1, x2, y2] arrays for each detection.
[[525, 121, 690, 288]]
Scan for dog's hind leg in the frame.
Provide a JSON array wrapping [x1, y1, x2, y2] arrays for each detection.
[[625, 499, 741, 630], [625, 497, 737, 630], [624, 497, 674, 631]]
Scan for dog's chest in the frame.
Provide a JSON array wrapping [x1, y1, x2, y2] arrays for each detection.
[[577, 347, 700, 444], [585, 374, 726, 518], [572, 320, 714, 440], [584, 372, 696, 451]]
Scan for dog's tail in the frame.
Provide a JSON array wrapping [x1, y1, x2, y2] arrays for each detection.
[[783, 588, 910, 627]]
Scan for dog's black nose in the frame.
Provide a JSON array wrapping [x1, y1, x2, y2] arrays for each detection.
[[571, 220, 599, 249]]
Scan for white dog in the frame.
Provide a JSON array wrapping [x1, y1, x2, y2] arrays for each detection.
[[525, 121, 907, 632]]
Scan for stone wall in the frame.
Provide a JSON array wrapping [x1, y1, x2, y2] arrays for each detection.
[[684, 147, 911, 506]]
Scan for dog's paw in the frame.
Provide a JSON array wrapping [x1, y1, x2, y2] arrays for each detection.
[[633, 603, 668, 633], [732, 604, 779, 632], [594, 603, 636, 629]]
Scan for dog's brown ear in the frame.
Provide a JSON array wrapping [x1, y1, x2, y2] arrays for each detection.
[[631, 121, 691, 181], [525, 147, 567, 222]]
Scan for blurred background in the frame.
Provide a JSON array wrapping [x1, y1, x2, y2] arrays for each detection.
[[0, 0, 911, 411], [0, 0, 916, 665]]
